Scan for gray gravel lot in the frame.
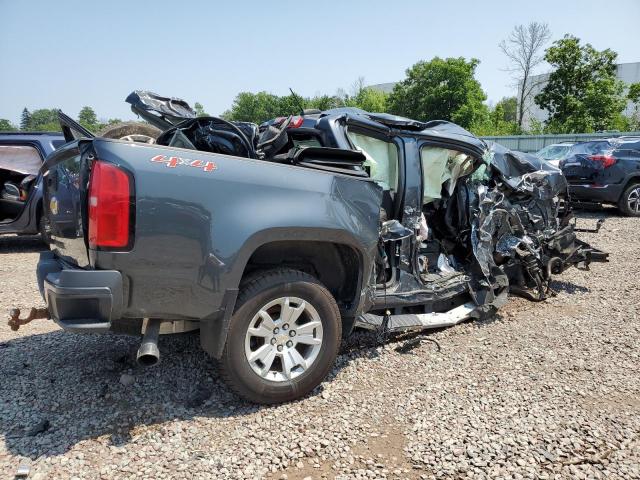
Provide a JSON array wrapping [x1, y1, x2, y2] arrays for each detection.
[[1, 211, 639, 479]]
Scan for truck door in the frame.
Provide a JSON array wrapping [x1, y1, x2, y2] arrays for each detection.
[[343, 125, 420, 281], [415, 139, 480, 278]]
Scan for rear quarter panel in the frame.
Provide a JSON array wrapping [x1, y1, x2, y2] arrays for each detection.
[[91, 139, 382, 320]]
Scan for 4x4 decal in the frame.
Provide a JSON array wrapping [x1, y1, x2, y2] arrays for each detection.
[[150, 154, 217, 172]]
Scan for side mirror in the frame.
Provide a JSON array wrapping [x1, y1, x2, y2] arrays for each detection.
[[2, 182, 21, 201]]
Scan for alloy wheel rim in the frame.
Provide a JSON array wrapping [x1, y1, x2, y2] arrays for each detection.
[[628, 187, 640, 213], [244, 296, 323, 382], [119, 134, 155, 144]]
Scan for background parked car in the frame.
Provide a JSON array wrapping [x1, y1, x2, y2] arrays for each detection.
[[0, 131, 65, 242], [535, 142, 575, 167], [560, 137, 640, 216]]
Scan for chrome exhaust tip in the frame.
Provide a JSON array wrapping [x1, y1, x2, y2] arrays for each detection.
[[136, 318, 162, 367]]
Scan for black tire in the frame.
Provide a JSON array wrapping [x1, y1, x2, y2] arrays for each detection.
[[98, 122, 162, 143], [617, 183, 640, 217], [220, 269, 341, 404]]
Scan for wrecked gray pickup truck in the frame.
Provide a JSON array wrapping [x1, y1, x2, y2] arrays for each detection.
[[18, 93, 607, 403]]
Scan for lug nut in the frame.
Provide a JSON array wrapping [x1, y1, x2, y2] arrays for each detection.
[[270, 338, 277, 345], [282, 323, 289, 330], [286, 340, 293, 347], [273, 327, 280, 334], [277, 345, 283, 352], [289, 330, 296, 337]]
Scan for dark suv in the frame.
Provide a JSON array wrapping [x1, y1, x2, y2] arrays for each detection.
[[560, 137, 640, 215], [0, 132, 66, 241]]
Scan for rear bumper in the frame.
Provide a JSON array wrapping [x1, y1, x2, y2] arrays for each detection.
[[568, 183, 623, 204], [37, 251, 123, 333]]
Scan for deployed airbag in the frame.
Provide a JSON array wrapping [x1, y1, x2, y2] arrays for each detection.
[[347, 131, 398, 191], [420, 146, 474, 204]]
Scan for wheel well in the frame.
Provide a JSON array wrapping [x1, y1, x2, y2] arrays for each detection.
[[242, 241, 362, 314], [617, 177, 640, 204], [623, 177, 640, 192]]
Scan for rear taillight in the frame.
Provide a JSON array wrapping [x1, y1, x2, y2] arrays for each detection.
[[273, 116, 304, 128], [588, 154, 616, 168], [288, 116, 304, 128], [88, 160, 133, 249]]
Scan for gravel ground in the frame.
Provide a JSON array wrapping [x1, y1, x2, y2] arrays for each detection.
[[1, 210, 639, 480]]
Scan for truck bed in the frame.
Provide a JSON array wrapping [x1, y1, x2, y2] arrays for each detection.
[[40, 138, 382, 327]]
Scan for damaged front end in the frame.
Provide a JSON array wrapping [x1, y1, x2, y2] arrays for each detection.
[[471, 143, 608, 302], [356, 120, 608, 338]]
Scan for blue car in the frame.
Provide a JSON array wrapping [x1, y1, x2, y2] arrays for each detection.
[[0, 131, 65, 242]]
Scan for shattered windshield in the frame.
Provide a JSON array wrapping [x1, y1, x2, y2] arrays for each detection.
[[536, 144, 571, 160]]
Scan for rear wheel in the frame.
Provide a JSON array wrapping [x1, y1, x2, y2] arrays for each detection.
[[220, 269, 341, 404], [618, 183, 640, 216], [98, 122, 161, 144]]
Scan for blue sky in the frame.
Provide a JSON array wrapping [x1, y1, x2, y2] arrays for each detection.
[[1, 0, 639, 124]]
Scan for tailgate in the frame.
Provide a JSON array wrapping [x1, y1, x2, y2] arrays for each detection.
[[42, 140, 91, 267]]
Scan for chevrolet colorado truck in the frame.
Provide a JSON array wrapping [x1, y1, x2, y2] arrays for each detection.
[[23, 93, 607, 403]]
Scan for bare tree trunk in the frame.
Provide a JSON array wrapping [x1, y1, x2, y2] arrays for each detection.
[[500, 22, 551, 131], [518, 67, 530, 128]]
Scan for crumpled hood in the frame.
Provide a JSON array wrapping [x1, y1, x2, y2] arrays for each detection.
[[486, 141, 567, 200]]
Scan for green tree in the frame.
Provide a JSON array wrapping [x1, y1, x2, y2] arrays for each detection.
[[29, 109, 61, 131], [470, 102, 520, 136], [78, 106, 98, 129], [223, 92, 285, 123], [0, 119, 18, 131], [495, 97, 518, 123], [628, 83, 640, 130], [629, 83, 640, 105], [20, 108, 31, 130], [346, 87, 388, 112], [388, 57, 488, 129], [306, 94, 345, 111], [277, 93, 306, 116], [535, 35, 626, 133], [527, 117, 545, 135], [194, 102, 209, 117]]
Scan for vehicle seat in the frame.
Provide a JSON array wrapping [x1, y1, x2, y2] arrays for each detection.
[[0, 181, 24, 220], [1, 181, 22, 201]]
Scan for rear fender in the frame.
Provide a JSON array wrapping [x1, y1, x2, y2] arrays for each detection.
[[200, 228, 375, 359]]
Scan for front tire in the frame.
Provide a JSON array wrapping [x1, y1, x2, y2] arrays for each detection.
[[220, 269, 341, 404], [618, 183, 640, 216]]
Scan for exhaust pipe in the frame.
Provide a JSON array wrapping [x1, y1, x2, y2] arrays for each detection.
[[137, 318, 162, 367]]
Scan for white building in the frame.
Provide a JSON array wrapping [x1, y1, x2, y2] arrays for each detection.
[[522, 62, 640, 130]]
